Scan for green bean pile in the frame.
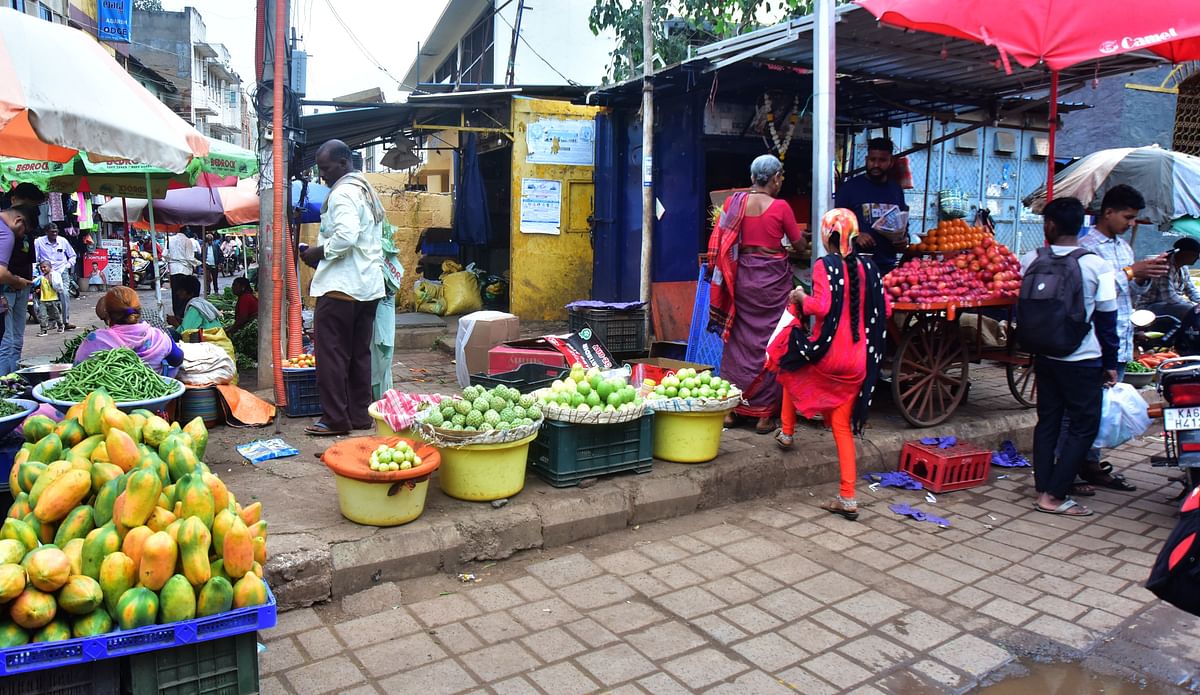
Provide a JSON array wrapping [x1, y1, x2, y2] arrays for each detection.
[[0, 400, 24, 418], [44, 348, 174, 403]]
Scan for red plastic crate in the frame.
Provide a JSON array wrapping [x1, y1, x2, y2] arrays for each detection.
[[898, 440, 990, 493]]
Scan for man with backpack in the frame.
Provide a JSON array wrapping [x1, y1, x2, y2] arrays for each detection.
[[1018, 197, 1119, 517]]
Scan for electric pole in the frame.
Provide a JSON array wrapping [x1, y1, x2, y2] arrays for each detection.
[[640, 0, 653, 330]]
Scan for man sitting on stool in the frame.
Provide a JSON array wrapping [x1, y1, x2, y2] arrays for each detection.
[[1138, 237, 1200, 322]]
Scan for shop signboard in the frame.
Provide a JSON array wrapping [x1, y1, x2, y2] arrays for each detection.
[[98, 0, 133, 43]]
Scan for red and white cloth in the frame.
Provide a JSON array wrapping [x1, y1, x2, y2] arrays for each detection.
[[372, 390, 445, 433]]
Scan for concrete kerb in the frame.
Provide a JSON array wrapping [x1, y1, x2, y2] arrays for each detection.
[[266, 409, 1038, 610]]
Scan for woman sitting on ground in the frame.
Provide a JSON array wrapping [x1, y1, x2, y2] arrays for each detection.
[[75, 287, 183, 370]]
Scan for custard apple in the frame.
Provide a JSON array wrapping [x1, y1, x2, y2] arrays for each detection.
[[499, 407, 516, 423], [489, 395, 507, 412], [526, 405, 542, 420], [451, 413, 467, 427], [512, 405, 526, 420], [426, 410, 445, 427], [484, 409, 501, 426], [465, 410, 484, 428], [518, 394, 535, 409], [453, 399, 472, 415], [463, 385, 482, 401]]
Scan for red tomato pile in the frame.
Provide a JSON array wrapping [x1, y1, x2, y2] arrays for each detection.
[[885, 236, 1023, 304]]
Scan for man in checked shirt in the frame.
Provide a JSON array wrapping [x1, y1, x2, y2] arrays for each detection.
[[1066, 184, 1169, 494]]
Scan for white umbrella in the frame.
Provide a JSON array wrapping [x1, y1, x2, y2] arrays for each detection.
[[0, 7, 207, 170]]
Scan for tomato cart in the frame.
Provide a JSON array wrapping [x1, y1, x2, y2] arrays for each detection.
[[889, 296, 1035, 427]]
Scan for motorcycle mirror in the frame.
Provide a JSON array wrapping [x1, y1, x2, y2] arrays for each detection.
[[1131, 309, 1157, 328]]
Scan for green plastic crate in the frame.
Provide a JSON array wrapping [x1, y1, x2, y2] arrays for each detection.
[[122, 632, 258, 695], [529, 414, 654, 487], [0, 659, 119, 695]]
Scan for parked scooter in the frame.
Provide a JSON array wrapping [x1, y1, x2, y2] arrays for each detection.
[[1133, 309, 1200, 357], [130, 250, 164, 288], [1152, 356, 1200, 494]]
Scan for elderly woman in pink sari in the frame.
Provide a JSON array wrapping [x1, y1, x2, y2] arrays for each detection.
[[74, 287, 183, 371]]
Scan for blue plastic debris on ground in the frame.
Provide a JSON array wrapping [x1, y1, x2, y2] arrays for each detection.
[[889, 503, 951, 527], [991, 440, 1031, 467]]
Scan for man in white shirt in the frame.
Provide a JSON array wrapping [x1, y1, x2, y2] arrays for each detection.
[[166, 231, 198, 320], [34, 226, 76, 329], [301, 139, 385, 436]]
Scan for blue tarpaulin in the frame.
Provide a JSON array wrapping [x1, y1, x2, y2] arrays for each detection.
[[291, 180, 329, 224], [454, 133, 491, 245]]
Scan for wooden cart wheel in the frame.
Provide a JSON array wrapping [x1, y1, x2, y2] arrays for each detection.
[[1006, 359, 1037, 408], [891, 315, 970, 427]]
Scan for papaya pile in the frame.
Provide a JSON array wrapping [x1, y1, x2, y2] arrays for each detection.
[[0, 389, 269, 647]]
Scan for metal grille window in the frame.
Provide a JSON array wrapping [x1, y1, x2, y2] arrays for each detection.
[[1175, 74, 1200, 157]]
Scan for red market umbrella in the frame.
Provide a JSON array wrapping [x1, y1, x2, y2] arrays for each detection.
[[856, 0, 1200, 198]]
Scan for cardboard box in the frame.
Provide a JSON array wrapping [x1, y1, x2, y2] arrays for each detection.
[[625, 357, 715, 387], [488, 331, 621, 375], [455, 312, 520, 387]]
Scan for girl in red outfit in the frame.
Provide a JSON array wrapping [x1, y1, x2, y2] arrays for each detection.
[[766, 209, 890, 520]]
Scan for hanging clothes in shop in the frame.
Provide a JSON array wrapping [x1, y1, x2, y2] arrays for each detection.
[[48, 192, 64, 221]]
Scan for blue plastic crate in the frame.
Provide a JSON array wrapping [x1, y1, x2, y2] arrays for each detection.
[[282, 368, 321, 418], [0, 586, 277, 676], [685, 264, 724, 376]]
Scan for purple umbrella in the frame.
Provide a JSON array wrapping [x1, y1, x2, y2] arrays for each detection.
[[98, 185, 225, 227]]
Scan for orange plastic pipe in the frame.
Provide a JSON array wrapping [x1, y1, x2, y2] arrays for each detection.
[[271, 0, 286, 406], [284, 224, 302, 357]]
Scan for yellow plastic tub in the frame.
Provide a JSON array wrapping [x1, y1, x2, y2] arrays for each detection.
[[321, 436, 441, 527], [652, 410, 731, 463], [437, 433, 538, 501], [368, 402, 418, 440]]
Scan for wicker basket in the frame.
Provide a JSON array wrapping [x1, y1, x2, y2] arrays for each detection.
[[534, 388, 647, 424]]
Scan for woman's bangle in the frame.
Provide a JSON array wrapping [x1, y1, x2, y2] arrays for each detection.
[[1124, 266, 1134, 281]]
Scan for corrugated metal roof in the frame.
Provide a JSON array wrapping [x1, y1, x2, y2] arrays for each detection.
[[401, 0, 493, 89], [595, 5, 1166, 124]]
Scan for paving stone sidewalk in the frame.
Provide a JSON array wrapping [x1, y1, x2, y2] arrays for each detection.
[[256, 435, 1200, 694]]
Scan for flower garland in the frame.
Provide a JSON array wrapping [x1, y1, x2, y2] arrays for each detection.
[[763, 93, 801, 160]]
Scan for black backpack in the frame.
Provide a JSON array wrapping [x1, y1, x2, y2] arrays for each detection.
[[1016, 247, 1093, 357], [1147, 485, 1200, 616]]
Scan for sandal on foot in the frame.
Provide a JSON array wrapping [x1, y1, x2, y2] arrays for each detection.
[[775, 431, 794, 450], [820, 498, 859, 521], [1068, 482, 1096, 497], [305, 421, 348, 437], [1034, 499, 1093, 517], [1083, 471, 1137, 491], [755, 418, 776, 435]]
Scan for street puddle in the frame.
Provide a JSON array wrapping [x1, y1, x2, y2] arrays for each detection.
[[977, 661, 1179, 694]]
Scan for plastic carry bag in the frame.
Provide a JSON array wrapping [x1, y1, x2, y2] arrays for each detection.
[[1093, 382, 1151, 449], [443, 270, 482, 315], [414, 279, 446, 316]]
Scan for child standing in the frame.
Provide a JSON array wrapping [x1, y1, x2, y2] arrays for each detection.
[[33, 260, 64, 336]]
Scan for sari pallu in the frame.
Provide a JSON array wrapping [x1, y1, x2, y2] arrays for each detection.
[[721, 252, 794, 418]]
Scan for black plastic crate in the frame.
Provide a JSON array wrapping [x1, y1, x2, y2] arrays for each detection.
[[470, 364, 569, 394], [282, 368, 321, 417], [529, 414, 654, 487], [568, 308, 647, 355], [0, 659, 119, 695], [122, 632, 258, 695]]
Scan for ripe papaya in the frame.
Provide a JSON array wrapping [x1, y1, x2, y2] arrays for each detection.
[[71, 434, 104, 460], [32, 616, 71, 642], [93, 474, 126, 527], [178, 516, 212, 587], [23, 546, 71, 592], [209, 558, 230, 583], [57, 574, 103, 615], [252, 561, 263, 578], [232, 572, 267, 608], [182, 417, 208, 460], [137, 455, 169, 488], [80, 391, 114, 437], [7, 454, 19, 493], [66, 454, 92, 472], [164, 518, 183, 545], [90, 462, 123, 497], [53, 419, 86, 448], [196, 576, 233, 617], [130, 409, 155, 419], [120, 468, 161, 528], [127, 413, 147, 443], [15, 459, 44, 495], [27, 459, 71, 508], [64, 403, 84, 423], [27, 433, 63, 465], [239, 501, 262, 527], [10, 587, 56, 629], [138, 531, 176, 591], [0, 563, 26, 602], [72, 607, 113, 637], [81, 523, 121, 580], [211, 509, 236, 559], [90, 442, 109, 463], [0, 539, 25, 565], [115, 586, 158, 630], [142, 415, 172, 449], [200, 474, 229, 514], [106, 428, 140, 472], [0, 617, 29, 646], [99, 551, 136, 616], [24, 513, 56, 545], [62, 538, 84, 575], [53, 505, 95, 546], [145, 506, 176, 533], [33, 469, 91, 523], [176, 473, 214, 528], [24, 415, 57, 443], [111, 493, 131, 540], [100, 409, 133, 437], [1, 517, 38, 552], [166, 444, 199, 485], [222, 517, 253, 579], [158, 574, 196, 623], [120, 525, 153, 569], [253, 535, 266, 566], [8, 491, 31, 519]]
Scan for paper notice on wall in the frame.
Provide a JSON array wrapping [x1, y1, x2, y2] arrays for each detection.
[[519, 178, 562, 235], [100, 240, 125, 284], [525, 119, 595, 166]]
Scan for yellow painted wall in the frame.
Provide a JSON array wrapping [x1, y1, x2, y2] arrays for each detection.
[[510, 97, 600, 320]]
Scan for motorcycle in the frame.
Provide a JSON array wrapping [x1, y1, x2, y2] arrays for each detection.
[[1152, 356, 1200, 494], [1133, 308, 1200, 357], [130, 251, 164, 288]]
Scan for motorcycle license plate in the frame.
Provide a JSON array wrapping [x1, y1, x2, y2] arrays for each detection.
[[1164, 407, 1200, 431]]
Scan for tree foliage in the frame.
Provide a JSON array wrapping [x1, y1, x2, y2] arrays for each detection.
[[588, 0, 814, 82], [133, 0, 163, 11]]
